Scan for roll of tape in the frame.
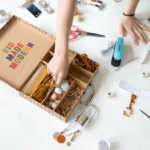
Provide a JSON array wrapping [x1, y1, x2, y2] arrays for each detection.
[[39, 0, 46, 8], [44, 6, 52, 13]]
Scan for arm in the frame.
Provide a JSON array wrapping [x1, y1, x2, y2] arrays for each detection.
[[47, 0, 76, 85], [119, 0, 150, 45]]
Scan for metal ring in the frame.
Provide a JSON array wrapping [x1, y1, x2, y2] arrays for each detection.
[[78, 104, 97, 123]]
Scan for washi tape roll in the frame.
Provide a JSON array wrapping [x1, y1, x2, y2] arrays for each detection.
[[39, 0, 46, 8], [44, 6, 52, 14]]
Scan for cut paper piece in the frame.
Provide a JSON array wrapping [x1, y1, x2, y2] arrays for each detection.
[[57, 135, 66, 143], [0, 10, 9, 23], [17, 1, 41, 18], [140, 42, 150, 64], [98, 139, 110, 150], [53, 132, 61, 140], [66, 142, 71, 146], [119, 81, 150, 101]]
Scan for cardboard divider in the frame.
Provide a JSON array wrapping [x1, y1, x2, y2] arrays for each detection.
[[41, 87, 54, 104], [54, 79, 76, 111], [49, 51, 54, 57], [54, 79, 86, 117], [21, 63, 47, 96], [68, 63, 93, 83], [42, 51, 54, 63], [69, 52, 77, 64]]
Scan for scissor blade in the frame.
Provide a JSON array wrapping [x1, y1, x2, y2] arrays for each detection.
[[87, 32, 105, 37], [140, 110, 150, 119]]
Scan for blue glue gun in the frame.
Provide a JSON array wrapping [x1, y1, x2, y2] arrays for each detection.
[[111, 37, 124, 67]]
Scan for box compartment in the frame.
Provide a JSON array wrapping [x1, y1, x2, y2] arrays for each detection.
[[54, 79, 86, 118], [68, 63, 93, 83], [72, 54, 98, 73]]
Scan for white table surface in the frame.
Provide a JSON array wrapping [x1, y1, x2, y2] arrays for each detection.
[[0, 0, 150, 150]]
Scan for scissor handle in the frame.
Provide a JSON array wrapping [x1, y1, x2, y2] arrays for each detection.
[[69, 31, 77, 42], [71, 25, 81, 32]]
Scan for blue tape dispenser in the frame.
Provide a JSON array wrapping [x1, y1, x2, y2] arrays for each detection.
[[111, 37, 124, 67]]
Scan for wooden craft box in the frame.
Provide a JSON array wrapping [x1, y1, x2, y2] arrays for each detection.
[[0, 15, 99, 122]]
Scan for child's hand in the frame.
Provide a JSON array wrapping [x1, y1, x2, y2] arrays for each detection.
[[47, 52, 69, 86], [119, 16, 150, 45]]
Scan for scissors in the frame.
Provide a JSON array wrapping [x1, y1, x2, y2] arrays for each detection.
[[69, 25, 105, 42], [140, 110, 150, 119]]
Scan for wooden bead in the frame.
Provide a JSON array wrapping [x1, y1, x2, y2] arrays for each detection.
[[52, 102, 58, 109], [74, 7, 78, 16], [51, 93, 58, 101], [74, 15, 81, 22]]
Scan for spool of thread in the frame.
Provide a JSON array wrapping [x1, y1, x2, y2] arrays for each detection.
[[141, 72, 148, 78], [39, 0, 46, 8], [107, 92, 113, 98], [44, 6, 52, 14]]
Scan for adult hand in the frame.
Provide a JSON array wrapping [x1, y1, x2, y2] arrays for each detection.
[[47, 51, 69, 86], [119, 16, 150, 45]]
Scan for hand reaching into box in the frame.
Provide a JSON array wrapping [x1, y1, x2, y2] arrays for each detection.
[[47, 52, 69, 86]]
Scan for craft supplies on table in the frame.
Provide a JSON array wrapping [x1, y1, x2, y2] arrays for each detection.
[[119, 81, 150, 101], [123, 94, 136, 117], [100, 41, 115, 56], [0, 15, 99, 122], [17, 1, 41, 18], [140, 42, 150, 64], [97, 139, 110, 150], [141, 72, 148, 78], [0, 10, 10, 23], [69, 25, 105, 42], [115, 57, 139, 71], [39, 0, 47, 8], [140, 110, 150, 120], [75, 104, 97, 128], [111, 37, 124, 67], [107, 92, 113, 98], [77, 1, 87, 6], [39, 0, 52, 14]]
